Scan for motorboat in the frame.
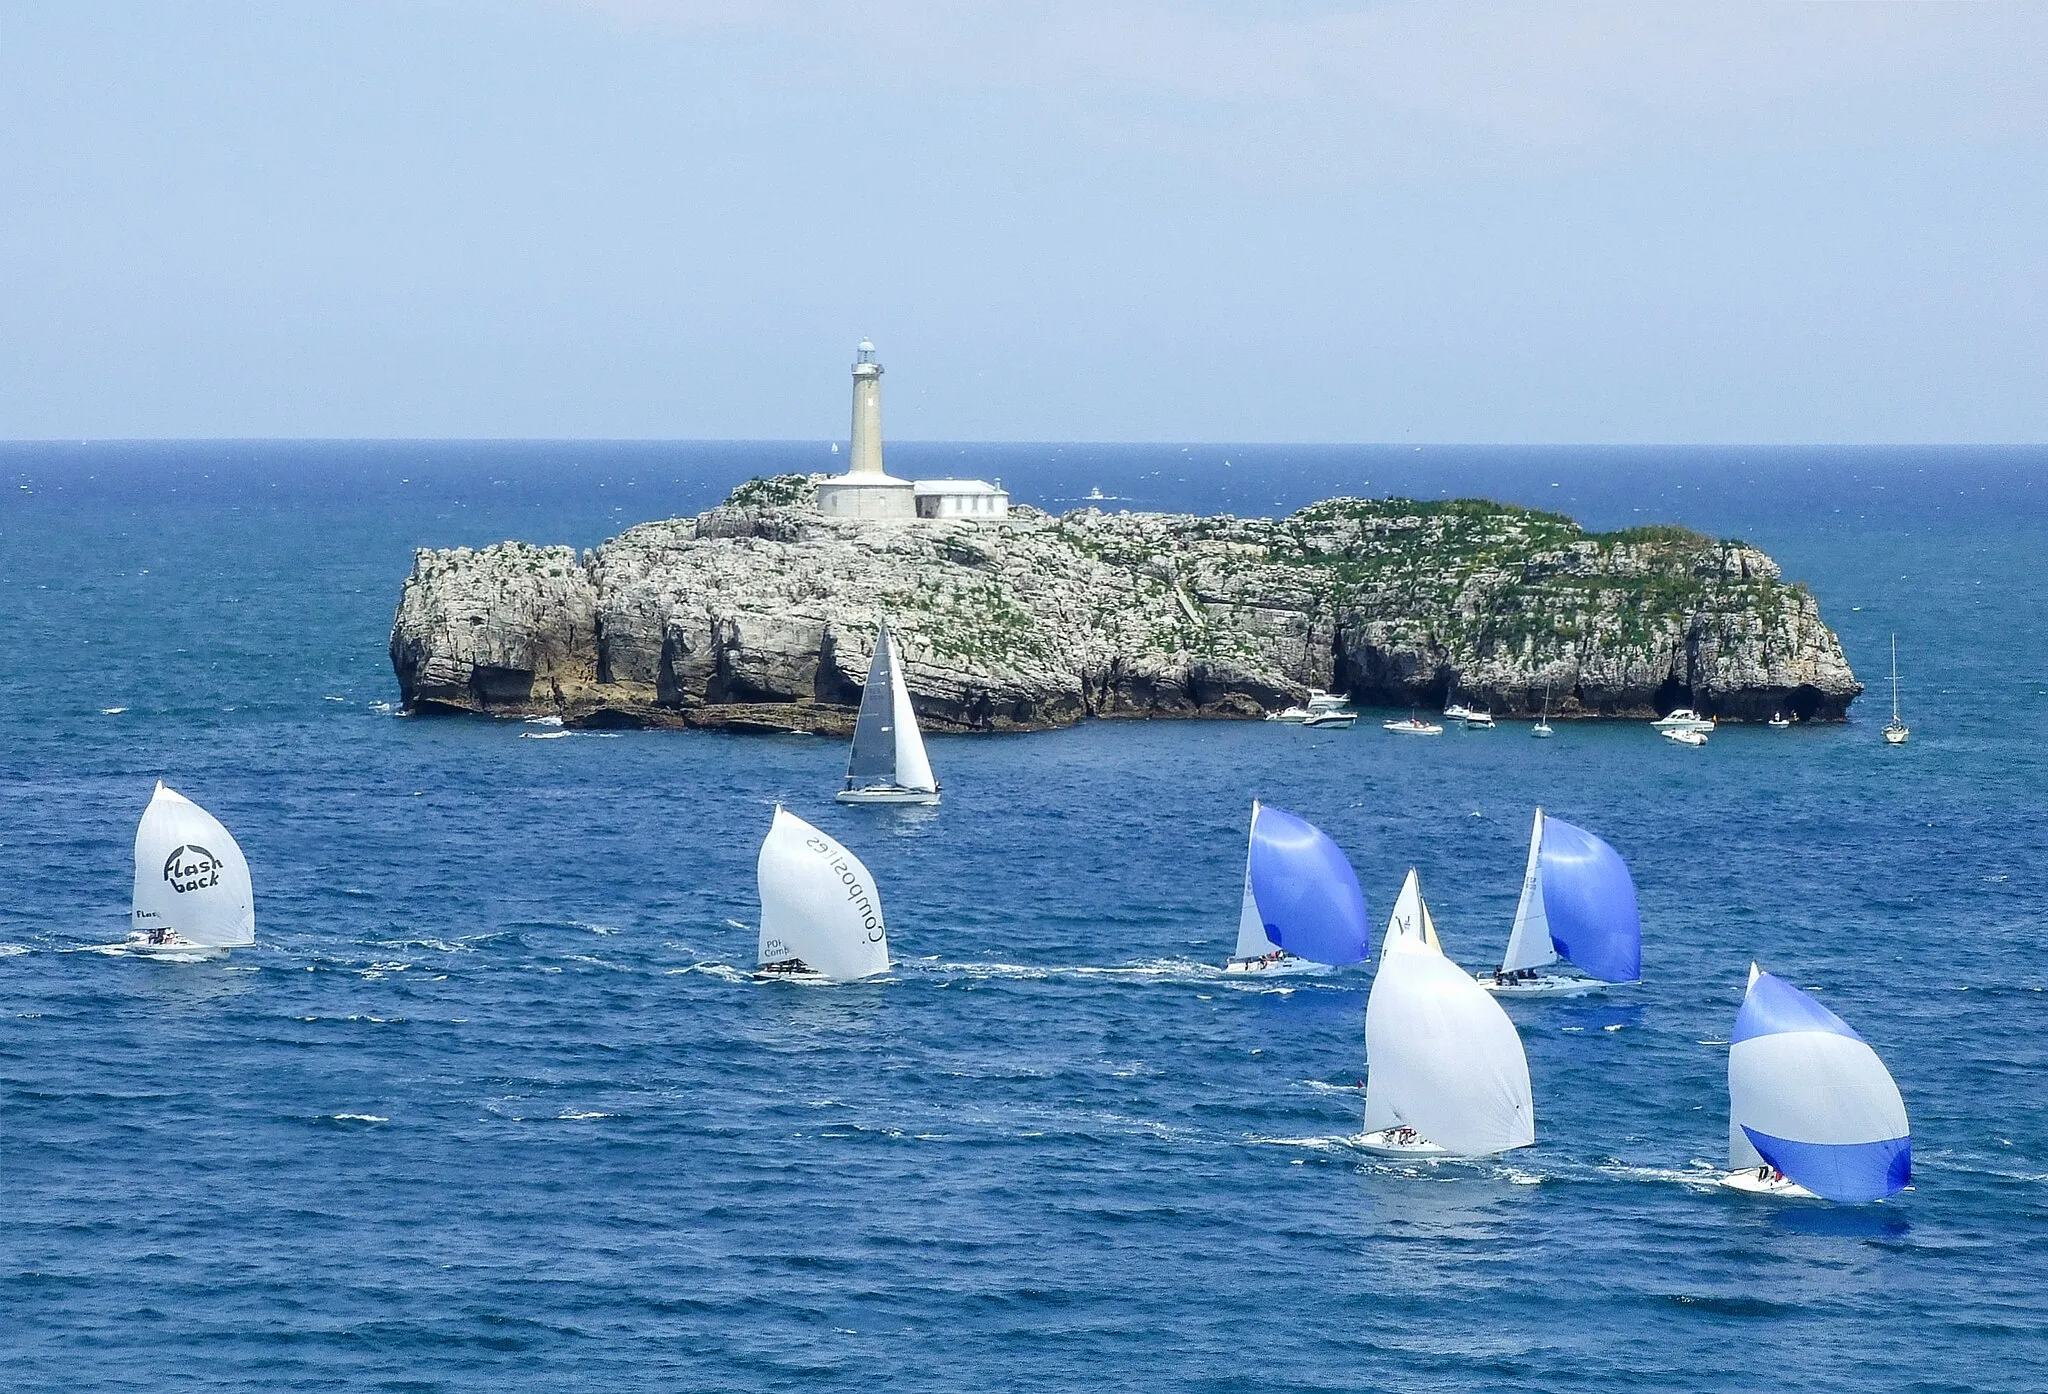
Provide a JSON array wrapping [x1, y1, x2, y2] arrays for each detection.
[[1652, 707, 1714, 733], [1661, 727, 1709, 747], [1767, 713, 1792, 729], [1301, 710, 1356, 729], [1461, 710, 1495, 729], [1384, 713, 1444, 736], [1264, 706, 1312, 723], [1442, 701, 1473, 723]]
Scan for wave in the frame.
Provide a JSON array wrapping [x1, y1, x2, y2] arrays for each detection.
[[519, 730, 573, 740], [0, 943, 29, 958], [99, 706, 128, 715]]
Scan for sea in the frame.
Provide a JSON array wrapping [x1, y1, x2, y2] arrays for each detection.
[[3, 441, 2045, 1393]]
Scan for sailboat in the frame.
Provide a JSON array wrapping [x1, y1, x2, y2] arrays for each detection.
[[1532, 689, 1554, 738], [1480, 809, 1641, 996], [837, 622, 940, 805], [1883, 634, 1909, 745], [754, 806, 890, 983], [1223, 801, 1371, 975], [118, 782, 255, 959], [1722, 963, 1910, 1202], [1358, 870, 1536, 1157]]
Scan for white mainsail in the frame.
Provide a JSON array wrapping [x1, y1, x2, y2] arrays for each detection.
[[1231, 800, 1282, 960], [886, 631, 937, 794], [1500, 809, 1556, 973], [130, 782, 255, 948], [756, 806, 890, 982], [1364, 870, 1534, 1156]]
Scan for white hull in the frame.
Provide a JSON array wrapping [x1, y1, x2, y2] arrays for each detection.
[[1531, 723, 1554, 738], [1477, 971, 1604, 997], [836, 786, 940, 805], [1661, 728, 1709, 746], [1461, 713, 1495, 729], [1883, 724, 1909, 745], [1223, 953, 1328, 976], [1384, 721, 1444, 736], [1718, 1167, 1816, 1200], [1301, 713, 1356, 729], [1265, 708, 1311, 723], [1356, 1127, 1449, 1157], [103, 934, 229, 961]]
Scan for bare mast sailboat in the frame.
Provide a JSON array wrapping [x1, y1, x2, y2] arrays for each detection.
[[1883, 634, 1909, 745]]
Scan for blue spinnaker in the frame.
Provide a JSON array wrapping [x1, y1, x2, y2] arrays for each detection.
[[1537, 816, 1641, 983], [1247, 804, 1370, 966]]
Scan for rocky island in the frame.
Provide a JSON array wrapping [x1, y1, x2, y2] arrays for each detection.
[[388, 475, 1860, 733]]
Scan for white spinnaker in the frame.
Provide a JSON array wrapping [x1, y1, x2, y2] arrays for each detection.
[[130, 782, 255, 948], [1232, 801, 1281, 959], [1364, 876, 1535, 1156], [886, 631, 937, 793], [756, 807, 889, 982], [1500, 809, 1556, 972], [1383, 870, 1431, 950]]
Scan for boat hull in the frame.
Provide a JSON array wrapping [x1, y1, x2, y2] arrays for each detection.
[[1477, 971, 1605, 997], [1356, 1127, 1449, 1158], [1301, 714, 1356, 729], [1222, 954, 1329, 977], [101, 936, 230, 961], [1719, 1168, 1817, 1200], [836, 786, 940, 805], [1384, 722, 1444, 736]]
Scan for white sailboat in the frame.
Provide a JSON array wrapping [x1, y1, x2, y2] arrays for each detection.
[[1532, 689, 1554, 738], [1883, 634, 1909, 745], [1721, 963, 1910, 1202], [1358, 870, 1536, 1158], [1223, 801, 1371, 975], [837, 622, 940, 805], [118, 782, 255, 959], [1481, 809, 1641, 996], [754, 806, 890, 983]]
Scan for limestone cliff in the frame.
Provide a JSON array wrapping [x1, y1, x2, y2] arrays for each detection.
[[389, 475, 1860, 732]]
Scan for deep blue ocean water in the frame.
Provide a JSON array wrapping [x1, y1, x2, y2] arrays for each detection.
[[3, 441, 2046, 1392]]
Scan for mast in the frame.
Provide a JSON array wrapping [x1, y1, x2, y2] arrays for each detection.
[[1891, 634, 1901, 723]]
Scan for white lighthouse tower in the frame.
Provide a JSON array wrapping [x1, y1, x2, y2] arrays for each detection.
[[817, 339, 916, 520]]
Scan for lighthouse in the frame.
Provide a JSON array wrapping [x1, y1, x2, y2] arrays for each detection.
[[816, 339, 916, 520]]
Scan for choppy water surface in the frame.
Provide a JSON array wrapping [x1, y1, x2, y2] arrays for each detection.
[[3, 442, 2046, 1391]]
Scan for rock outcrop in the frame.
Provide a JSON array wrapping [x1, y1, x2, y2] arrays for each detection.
[[389, 476, 1860, 732]]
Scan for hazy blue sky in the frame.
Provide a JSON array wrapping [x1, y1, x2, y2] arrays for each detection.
[[2, 2, 2043, 442]]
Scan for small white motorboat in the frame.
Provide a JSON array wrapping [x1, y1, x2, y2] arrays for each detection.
[[1767, 713, 1792, 729], [1652, 707, 1715, 733], [1384, 713, 1444, 736], [1462, 710, 1495, 729], [1302, 710, 1356, 729], [1662, 727, 1709, 747], [1442, 701, 1473, 723], [1264, 706, 1312, 723]]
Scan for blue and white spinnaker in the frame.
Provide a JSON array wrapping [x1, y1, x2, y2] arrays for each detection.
[[1726, 963, 1911, 1203], [1223, 801, 1370, 973], [1485, 808, 1640, 993]]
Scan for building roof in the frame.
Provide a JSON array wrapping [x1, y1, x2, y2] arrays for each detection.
[[912, 478, 1007, 495]]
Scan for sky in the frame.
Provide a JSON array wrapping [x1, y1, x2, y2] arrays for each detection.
[[1, 1, 2043, 444]]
